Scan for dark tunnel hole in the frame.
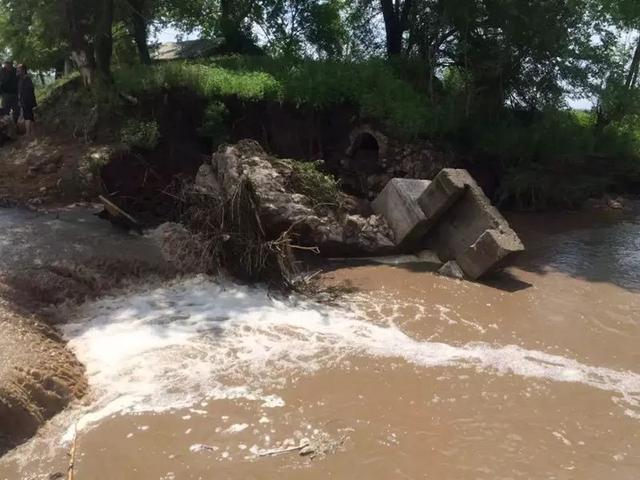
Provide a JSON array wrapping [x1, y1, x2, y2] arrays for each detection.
[[351, 133, 380, 166]]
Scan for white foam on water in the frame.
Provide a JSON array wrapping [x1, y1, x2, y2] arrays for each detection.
[[60, 275, 640, 436], [224, 423, 249, 434]]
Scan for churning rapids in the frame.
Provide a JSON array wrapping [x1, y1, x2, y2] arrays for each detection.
[[1, 204, 640, 479]]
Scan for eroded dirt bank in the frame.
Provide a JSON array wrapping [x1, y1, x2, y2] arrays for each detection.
[[0, 206, 172, 455], [0, 203, 638, 479], [0, 298, 86, 455]]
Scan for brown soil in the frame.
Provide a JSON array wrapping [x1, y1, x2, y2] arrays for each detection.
[[0, 287, 87, 455], [0, 251, 175, 455], [0, 133, 96, 206], [0, 203, 178, 455]]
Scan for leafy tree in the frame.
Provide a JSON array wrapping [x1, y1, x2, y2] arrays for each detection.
[[0, 0, 69, 73], [599, 0, 640, 88], [254, 0, 347, 57], [124, 0, 155, 64], [160, 0, 260, 53]]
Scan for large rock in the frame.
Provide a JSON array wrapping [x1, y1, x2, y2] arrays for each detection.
[[421, 169, 524, 280], [210, 140, 396, 257], [371, 178, 431, 249], [314, 214, 396, 257]]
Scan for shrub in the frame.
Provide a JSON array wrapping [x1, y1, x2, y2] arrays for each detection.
[[279, 159, 341, 208], [119, 119, 160, 150], [198, 101, 229, 145]]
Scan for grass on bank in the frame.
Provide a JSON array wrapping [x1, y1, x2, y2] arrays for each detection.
[[113, 57, 433, 139]]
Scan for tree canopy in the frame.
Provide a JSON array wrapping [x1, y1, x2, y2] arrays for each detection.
[[0, 0, 637, 117]]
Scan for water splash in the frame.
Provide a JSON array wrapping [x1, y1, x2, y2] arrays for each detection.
[[61, 275, 640, 435]]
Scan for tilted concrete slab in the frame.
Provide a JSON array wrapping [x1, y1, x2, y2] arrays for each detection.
[[372, 169, 524, 280], [417, 168, 467, 230], [371, 178, 432, 248], [422, 169, 524, 280]]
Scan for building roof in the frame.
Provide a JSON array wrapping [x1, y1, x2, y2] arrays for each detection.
[[151, 38, 224, 61]]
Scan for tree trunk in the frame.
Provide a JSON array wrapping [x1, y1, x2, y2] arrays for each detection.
[[94, 0, 115, 83], [380, 0, 412, 57], [380, 0, 402, 56], [64, 58, 75, 76], [625, 34, 640, 89], [220, 0, 245, 52], [130, 0, 152, 64], [64, 0, 97, 86]]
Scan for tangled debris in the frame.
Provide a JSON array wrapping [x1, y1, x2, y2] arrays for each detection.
[[256, 433, 348, 459], [158, 140, 396, 289]]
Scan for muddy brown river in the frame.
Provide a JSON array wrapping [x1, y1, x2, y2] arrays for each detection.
[[1, 204, 639, 479]]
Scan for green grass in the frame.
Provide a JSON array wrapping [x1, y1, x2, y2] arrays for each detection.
[[113, 57, 432, 138], [276, 159, 341, 208], [36, 72, 81, 105]]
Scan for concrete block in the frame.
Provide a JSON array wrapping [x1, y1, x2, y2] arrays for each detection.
[[456, 229, 524, 280], [417, 168, 469, 230], [371, 178, 431, 248], [438, 260, 466, 280], [423, 169, 525, 279]]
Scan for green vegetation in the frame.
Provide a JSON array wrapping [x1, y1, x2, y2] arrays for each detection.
[[114, 58, 431, 138], [278, 159, 342, 208], [119, 119, 161, 150], [198, 101, 229, 145], [4, 0, 640, 208], [35, 74, 81, 105]]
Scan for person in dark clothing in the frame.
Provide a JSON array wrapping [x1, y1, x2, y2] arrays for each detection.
[[17, 64, 37, 136], [0, 60, 19, 124]]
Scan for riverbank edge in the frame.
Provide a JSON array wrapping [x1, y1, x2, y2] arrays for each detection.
[[0, 227, 179, 456]]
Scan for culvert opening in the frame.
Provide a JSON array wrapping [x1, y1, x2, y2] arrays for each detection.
[[351, 132, 380, 164], [339, 131, 386, 198]]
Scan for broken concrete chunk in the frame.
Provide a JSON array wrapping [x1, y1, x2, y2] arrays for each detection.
[[456, 228, 524, 280], [438, 260, 466, 280], [372, 169, 523, 280], [209, 140, 396, 257], [424, 170, 524, 279], [371, 178, 431, 248], [417, 168, 469, 230]]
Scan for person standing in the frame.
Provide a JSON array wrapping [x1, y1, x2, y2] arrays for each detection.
[[17, 64, 37, 136], [0, 60, 19, 124]]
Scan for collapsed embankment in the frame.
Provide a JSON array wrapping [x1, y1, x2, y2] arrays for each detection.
[[0, 294, 86, 455], [0, 207, 177, 455]]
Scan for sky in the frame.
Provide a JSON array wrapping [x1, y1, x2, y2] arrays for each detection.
[[155, 26, 199, 44]]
